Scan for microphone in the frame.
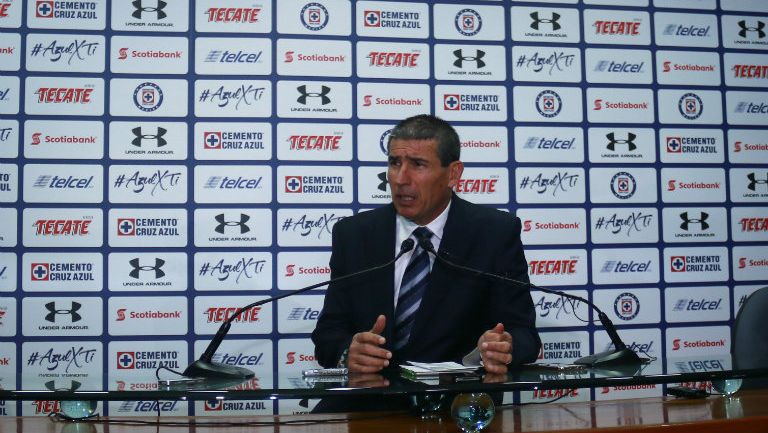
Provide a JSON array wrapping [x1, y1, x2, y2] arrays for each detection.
[[182, 239, 416, 379], [413, 233, 643, 368]]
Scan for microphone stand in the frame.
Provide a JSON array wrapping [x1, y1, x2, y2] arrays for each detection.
[[182, 239, 416, 379], [413, 234, 643, 368]]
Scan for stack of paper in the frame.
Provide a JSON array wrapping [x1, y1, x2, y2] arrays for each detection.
[[400, 361, 480, 378]]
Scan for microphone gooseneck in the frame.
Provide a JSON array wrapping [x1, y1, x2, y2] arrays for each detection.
[[425, 246, 642, 367], [182, 239, 416, 380]]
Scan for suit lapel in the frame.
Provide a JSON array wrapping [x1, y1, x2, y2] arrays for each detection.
[[362, 206, 397, 342]]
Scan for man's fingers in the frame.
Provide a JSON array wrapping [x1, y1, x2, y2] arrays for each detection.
[[370, 314, 386, 335], [348, 353, 389, 373], [481, 341, 511, 353], [492, 323, 505, 334], [483, 362, 508, 375], [352, 341, 391, 360], [482, 349, 513, 366], [354, 331, 385, 346]]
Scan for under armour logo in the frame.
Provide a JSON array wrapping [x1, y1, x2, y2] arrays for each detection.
[[606, 132, 637, 151], [377, 171, 388, 192], [530, 12, 561, 31], [680, 212, 709, 231], [132, 0, 167, 19], [45, 380, 82, 392], [129, 258, 165, 279], [738, 20, 766, 39], [215, 213, 250, 234], [296, 85, 331, 105], [131, 126, 167, 147], [453, 49, 486, 68], [747, 172, 768, 191], [45, 301, 81, 323]]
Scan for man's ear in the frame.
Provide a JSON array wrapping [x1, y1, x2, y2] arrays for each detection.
[[447, 160, 464, 188]]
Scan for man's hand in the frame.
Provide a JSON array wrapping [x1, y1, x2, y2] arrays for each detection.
[[478, 323, 513, 374], [347, 315, 392, 373]]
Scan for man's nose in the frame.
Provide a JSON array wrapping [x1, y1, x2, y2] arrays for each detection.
[[390, 165, 410, 185]]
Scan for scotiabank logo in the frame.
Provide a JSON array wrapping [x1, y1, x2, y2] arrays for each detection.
[[33, 219, 91, 236], [529, 259, 577, 275], [593, 20, 641, 35], [663, 61, 716, 73], [118, 47, 182, 61], [284, 264, 330, 277], [204, 307, 260, 323], [667, 179, 721, 191], [593, 99, 648, 111], [30, 132, 97, 146], [362, 94, 423, 107], [672, 338, 726, 351], [285, 351, 316, 364], [523, 220, 579, 232], [35, 87, 94, 104], [205, 7, 261, 23], [116, 308, 181, 321], [738, 257, 768, 269], [454, 178, 497, 193]]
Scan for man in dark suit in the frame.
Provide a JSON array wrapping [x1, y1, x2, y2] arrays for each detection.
[[312, 115, 540, 375]]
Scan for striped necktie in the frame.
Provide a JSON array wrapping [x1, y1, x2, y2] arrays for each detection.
[[393, 227, 433, 351]]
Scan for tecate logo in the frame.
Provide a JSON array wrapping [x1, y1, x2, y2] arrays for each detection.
[[205, 7, 261, 23], [593, 20, 641, 35], [528, 259, 577, 275], [732, 64, 768, 78], [204, 306, 260, 323], [366, 51, 420, 67], [35, 87, 93, 104], [34, 219, 91, 235]]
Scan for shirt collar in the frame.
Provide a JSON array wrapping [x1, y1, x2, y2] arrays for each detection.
[[396, 199, 451, 247]]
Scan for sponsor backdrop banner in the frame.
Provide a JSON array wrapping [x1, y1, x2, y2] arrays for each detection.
[[0, 0, 767, 415]]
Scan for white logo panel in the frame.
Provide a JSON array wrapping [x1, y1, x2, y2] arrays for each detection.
[[585, 48, 652, 84], [515, 167, 585, 204], [109, 121, 187, 161], [194, 296, 272, 335], [515, 127, 583, 163], [277, 251, 332, 292], [517, 208, 586, 245], [194, 122, 271, 161], [25, 76, 103, 116], [593, 288, 660, 325], [436, 44, 506, 82], [0, 162, 17, 203], [591, 207, 659, 244], [513, 86, 583, 123], [661, 168, 726, 203], [729, 129, 768, 164], [589, 168, 658, 204], [457, 126, 508, 163], [25, 120, 104, 160], [658, 89, 723, 125], [730, 168, 768, 202], [278, 80, 352, 119], [726, 91, 768, 126], [111, 0, 188, 32], [193, 208, 272, 248], [195, 37, 271, 76], [276, 122, 352, 162], [588, 128, 656, 163], [584, 9, 651, 45], [532, 289, 590, 327], [110, 36, 187, 74], [656, 50, 720, 86], [435, 85, 507, 122], [194, 252, 272, 292], [108, 252, 186, 293], [195, 0, 272, 33], [356, 1, 429, 39], [659, 128, 724, 164], [108, 208, 186, 248], [662, 207, 728, 243], [277, 165, 352, 204], [277, 208, 351, 247], [0, 251, 17, 291], [0, 75, 18, 114], [357, 82, 429, 120], [277, 295, 324, 334], [654, 0, 716, 9], [108, 296, 187, 336], [194, 165, 271, 204], [734, 246, 768, 281], [357, 41, 428, 80], [276, 0, 351, 36], [434, 4, 505, 41], [23, 208, 103, 247], [22, 297, 102, 336], [454, 167, 509, 204], [26, 33, 104, 72], [27, 0, 106, 30], [722, 15, 768, 50], [278, 38, 351, 77], [109, 165, 186, 204], [109, 78, 187, 117], [195, 80, 271, 118], [731, 206, 768, 242], [591, 248, 660, 285], [22, 252, 102, 292], [356, 123, 393, 162], [654, 12, 719, 47], [721, 0, 768, 12], [666, 326, 730, 355], [0, 119, 19, 159], [526, 249, 588, 287], [724, 53, 768, 88], [511, 6, 580, 43], [357, 166, 390, 204], [587, 88, 655, 124], [665, 286, 730, 323], [663, 247, 729, 283], [511, 46, 581, 83], [24, 163, 102, 203]]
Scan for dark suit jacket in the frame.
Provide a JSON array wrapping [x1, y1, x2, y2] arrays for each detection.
[[311, 195, 541, 368]]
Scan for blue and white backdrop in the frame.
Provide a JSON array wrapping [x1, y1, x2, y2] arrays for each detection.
[[0, 0, 767, 416]]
